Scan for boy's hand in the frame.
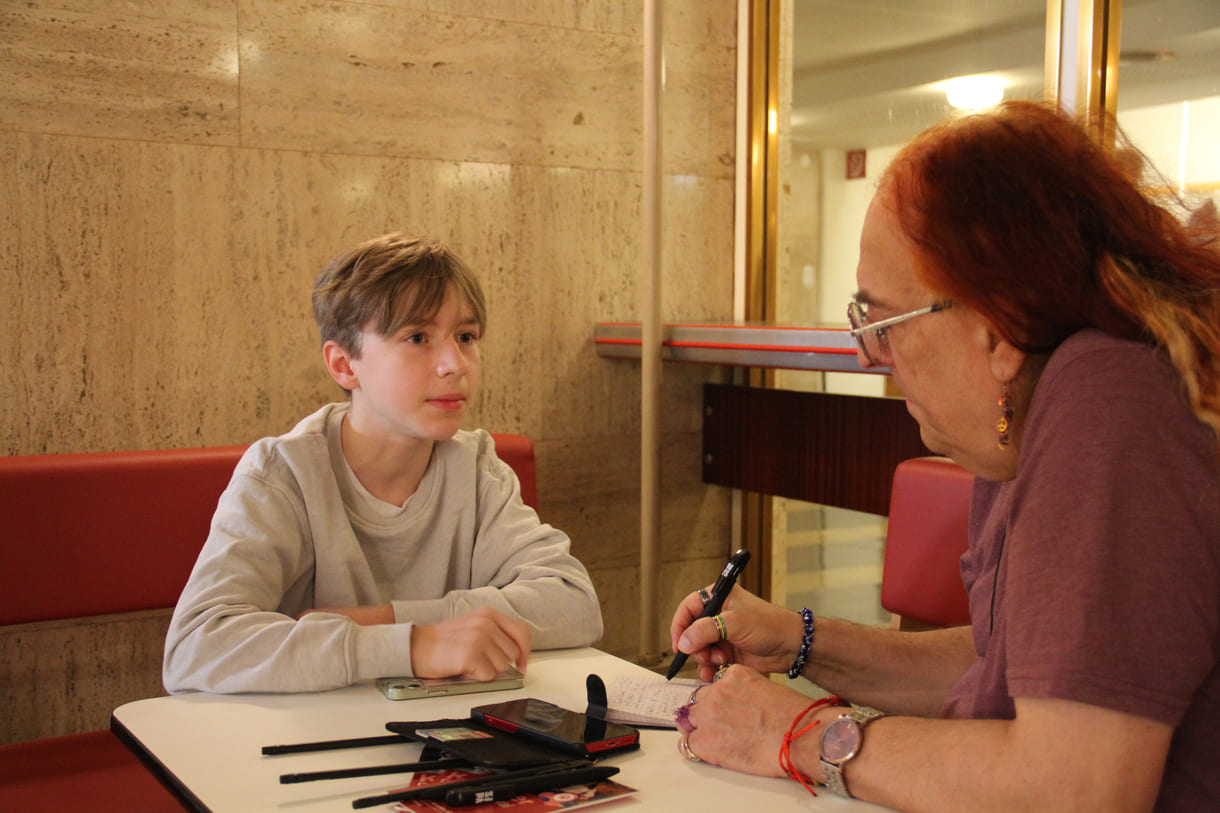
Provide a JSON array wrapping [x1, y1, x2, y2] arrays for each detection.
[[411, 607, 532, 680]]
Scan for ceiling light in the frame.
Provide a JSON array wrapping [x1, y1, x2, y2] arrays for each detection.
[[941, 75, 1006, 111]]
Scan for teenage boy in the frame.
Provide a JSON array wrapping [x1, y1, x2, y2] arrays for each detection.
[[163, 234, 603, 693]]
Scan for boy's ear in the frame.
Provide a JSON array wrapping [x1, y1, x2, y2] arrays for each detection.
[[322, 341, 359, 390]]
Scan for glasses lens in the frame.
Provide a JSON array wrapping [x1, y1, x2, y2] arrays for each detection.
[[847, 302, 878, 364], [846, 301, 862, 330]]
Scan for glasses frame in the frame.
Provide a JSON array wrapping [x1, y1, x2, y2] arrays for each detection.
[[847, 300, 949, 365]]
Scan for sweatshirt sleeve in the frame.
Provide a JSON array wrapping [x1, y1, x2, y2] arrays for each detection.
[[390, 439, 604, 649], [162, 460, 412, 694]]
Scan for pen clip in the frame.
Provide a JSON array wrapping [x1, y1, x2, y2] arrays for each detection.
[[719, 549, 750, 580]]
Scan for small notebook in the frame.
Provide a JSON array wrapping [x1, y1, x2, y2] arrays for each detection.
[[602, 676, 707, 729]]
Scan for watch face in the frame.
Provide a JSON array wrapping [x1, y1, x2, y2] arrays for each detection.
[[821, 716, 861, 763]]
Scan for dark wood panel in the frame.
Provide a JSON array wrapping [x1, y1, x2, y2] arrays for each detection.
[[702, 384, 931, 516]]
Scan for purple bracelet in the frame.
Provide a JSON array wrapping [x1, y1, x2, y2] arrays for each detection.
[[787, 608, 814, 679]]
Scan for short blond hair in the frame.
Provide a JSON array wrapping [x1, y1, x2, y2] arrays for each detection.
[[312, 234, 486, 357]]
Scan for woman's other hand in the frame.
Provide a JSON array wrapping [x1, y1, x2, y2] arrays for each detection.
[[669, 586, 807, 682], [681, 664, 838, 778]]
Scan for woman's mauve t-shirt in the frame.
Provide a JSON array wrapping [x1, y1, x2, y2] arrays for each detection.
[[943, 330, 1219, 810]]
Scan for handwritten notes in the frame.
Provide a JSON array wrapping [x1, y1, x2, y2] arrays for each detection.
[[604, 676, 707, 728]]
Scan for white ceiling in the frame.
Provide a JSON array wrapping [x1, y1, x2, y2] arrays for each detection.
[[790, 0, 1220, 149]]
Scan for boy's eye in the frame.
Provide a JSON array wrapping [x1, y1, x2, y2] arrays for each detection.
[[458, 331, 479, 344], [404, 333, 426, 345]]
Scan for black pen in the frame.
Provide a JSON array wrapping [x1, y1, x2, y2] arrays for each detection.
[[262, 734, 407, 755], [444, 765, 619, 807], [666, 548, 750, 679], [280, 757, 466, 784]]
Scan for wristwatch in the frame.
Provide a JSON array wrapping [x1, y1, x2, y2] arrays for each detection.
[[818, 707, 883, 798]]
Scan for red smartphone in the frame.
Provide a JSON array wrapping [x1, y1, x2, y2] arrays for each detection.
[[471, 698, 640, 757]]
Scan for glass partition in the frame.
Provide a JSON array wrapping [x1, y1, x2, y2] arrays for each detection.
[[768, 0, 1047, 623], [755, 0, 1219, 623], [1113, 0, 1220, 226]]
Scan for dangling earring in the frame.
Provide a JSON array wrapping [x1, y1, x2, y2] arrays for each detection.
[[997, 386, 1014, 450]]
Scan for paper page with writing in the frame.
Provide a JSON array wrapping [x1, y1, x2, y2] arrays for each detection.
[[602, 676, 708, 729]]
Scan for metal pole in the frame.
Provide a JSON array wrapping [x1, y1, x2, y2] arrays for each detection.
[[639, 0, 663, 664]]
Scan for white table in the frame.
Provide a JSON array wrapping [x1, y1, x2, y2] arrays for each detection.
[[112, 647, 890, 812]]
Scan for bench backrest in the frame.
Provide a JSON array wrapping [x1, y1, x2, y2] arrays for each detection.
[[0, 434, 537, 626], [880, 456, 974, 630]]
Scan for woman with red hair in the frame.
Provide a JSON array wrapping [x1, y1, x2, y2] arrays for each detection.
[[670, 101, 1219, 811]]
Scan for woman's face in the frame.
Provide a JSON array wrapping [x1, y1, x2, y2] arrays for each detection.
[[855, 192, 1015, 480]]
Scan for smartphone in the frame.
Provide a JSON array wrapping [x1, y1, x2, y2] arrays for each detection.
[[471, 698, 640, 757], [376, 666, 524, 700]]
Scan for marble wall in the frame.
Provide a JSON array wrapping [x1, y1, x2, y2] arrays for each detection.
[[1, 0, 738, 738]]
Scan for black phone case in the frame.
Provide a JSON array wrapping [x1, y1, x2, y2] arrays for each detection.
[[470, 699, 640, 758], [384, 718, 578, 768]]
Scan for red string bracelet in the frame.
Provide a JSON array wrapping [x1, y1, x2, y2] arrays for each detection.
[[778, 695, 843, 797]]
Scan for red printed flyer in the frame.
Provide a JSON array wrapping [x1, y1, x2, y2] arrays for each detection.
[[392, 767, 636, 813]]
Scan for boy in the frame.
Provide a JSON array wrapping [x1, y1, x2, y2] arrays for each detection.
[[163, 234, 603, 693]]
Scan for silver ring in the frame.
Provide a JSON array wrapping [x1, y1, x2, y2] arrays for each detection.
[[679, 732, 703, 762], [713, 664, 730, 682], [688, 684, 705, 705], [698, 588, 711, 605]]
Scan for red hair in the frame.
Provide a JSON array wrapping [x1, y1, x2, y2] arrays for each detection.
[[880, 100, 1220, 439]]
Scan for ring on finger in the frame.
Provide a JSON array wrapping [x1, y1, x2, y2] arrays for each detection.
[[688, 685, 705, 705], [679, 732, 703, 762], [698, 588, 711, 605], [674, 703, 695, 734], [712, 614, 728, 642], [713, 664, 730, 682]]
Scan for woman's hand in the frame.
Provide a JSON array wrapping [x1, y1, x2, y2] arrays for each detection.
[[680, 665, 837, 778], [410, 606, 532, 680], [669, 586, 806, 682]]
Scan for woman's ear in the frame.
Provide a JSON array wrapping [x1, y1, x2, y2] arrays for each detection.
[[322, 341, 359, 390], [987, 330, 1027, 385]]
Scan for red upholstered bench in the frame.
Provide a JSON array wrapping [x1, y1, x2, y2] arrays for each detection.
[[881, 456, 974, 631], [0, 434, 538, 812], [491, 432, 538, 511], [0, 446, 249, 627], [0, 730, 187, 813]]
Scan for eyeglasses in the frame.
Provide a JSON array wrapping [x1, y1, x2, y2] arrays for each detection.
[[847, 299, 950, 365]]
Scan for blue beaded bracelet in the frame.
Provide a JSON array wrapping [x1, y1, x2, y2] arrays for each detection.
[[787, 607, 814, 679]]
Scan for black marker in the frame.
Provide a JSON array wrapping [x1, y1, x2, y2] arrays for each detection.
[[666, 549, 750, 679], [262, 734, 406, 755], [280, 757, 465, 784]]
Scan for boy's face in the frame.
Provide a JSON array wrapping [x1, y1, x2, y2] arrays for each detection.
[[343, 285, 481, 443]]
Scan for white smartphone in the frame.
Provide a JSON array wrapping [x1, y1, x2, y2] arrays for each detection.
[[376, 666, 525, 700]]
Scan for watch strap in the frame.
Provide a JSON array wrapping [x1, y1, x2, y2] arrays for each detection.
[[822, 759, 850, 796]]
